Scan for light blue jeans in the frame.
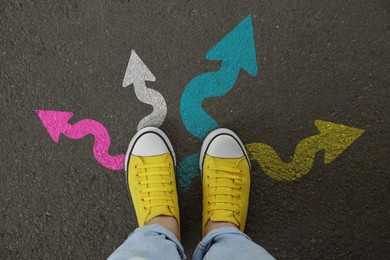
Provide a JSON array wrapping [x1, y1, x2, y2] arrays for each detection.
[[108, 224, 274, 260]]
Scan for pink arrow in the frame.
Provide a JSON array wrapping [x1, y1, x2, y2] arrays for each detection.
[[35, 110, 125, 171]]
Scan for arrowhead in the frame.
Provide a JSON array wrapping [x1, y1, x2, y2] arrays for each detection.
[[206, 14, 258, 76], [315, 120, 365, 164], [35, 110, 73, 142], [122, 50, 156, 87]]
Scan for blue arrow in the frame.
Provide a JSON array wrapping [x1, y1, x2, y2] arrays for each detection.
[[180, 14, 258, 139], [177, 15, 258, 192]]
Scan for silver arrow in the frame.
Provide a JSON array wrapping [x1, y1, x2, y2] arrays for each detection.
[[123, 50, 167, 130]]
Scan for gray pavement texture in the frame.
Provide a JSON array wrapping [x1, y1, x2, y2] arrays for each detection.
[[1, 0, 389, 259]]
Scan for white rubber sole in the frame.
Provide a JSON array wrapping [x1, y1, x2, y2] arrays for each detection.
[[199, 128, 251, 174], [124, 127, 176, 175]]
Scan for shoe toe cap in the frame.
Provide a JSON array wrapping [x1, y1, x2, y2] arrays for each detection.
[[132, 133, 169, 156], [206, 135, 244, 158]]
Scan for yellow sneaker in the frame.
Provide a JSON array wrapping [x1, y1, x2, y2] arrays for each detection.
[[200, 128, 251, 236], [125, 127, 180, 232]]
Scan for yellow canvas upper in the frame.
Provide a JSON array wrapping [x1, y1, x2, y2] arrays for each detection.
[[127, 152, 180, 231], [202, 154, 250, 236]]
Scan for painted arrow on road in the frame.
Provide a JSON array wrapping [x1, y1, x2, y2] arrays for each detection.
[[177, 14, 257, 191], [246, 120, 365, 181], [123, 50, 167, 131], [35, 110, 125, 170], [180, 14, 257, 139]]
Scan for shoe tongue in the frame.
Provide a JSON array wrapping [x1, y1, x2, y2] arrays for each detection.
[[209, 157, 241, 227], [210, 210, 239, 226], [146, 206, 173, 223], [142, 155, 174, 223]]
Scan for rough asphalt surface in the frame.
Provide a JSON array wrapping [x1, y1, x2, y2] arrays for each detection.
[[1, 0, 389, 259]]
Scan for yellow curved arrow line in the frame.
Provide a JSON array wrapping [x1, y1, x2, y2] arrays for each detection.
[[245, 120, 365, 181]]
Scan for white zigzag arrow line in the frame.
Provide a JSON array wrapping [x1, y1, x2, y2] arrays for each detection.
[[122, 50, 167, 130]]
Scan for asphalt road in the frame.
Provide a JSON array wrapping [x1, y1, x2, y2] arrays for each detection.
[[1, 0, 389, 259]]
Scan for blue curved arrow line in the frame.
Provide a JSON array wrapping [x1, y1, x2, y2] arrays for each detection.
[[180, 63, 241, 139], [177, 14, 258, 192]]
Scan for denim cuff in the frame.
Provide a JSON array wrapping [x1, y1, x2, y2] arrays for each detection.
[[194, 227, 251, 258], [133, 224, 186, 259]]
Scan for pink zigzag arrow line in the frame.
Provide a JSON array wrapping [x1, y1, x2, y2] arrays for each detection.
[[35, 110, 125, 170]]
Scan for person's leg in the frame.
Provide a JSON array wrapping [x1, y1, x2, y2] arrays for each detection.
[[193, 128, 274, 260], [109, 224, 184, 260], [193, 227, 273, 260], [109, 127, 186, 259]]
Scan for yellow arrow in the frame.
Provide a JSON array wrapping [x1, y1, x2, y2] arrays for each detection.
[[245, 120, 365, 181]]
